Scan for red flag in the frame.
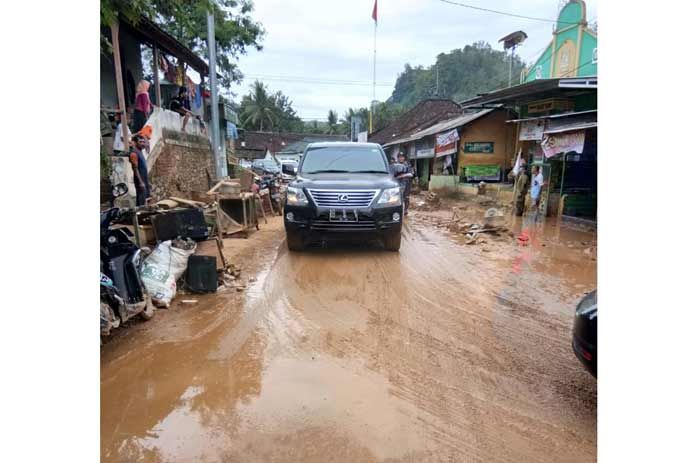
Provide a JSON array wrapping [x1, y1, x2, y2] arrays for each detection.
[[372, 0, 377, 23]]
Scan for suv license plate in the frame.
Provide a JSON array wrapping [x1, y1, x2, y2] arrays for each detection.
[[329, 209, 358, 222]]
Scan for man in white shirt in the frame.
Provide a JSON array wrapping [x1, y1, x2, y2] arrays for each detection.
[[530, 165, 545, 210]]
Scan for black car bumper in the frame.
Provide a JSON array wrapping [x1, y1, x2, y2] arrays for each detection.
[[284, 204, 402, 237], [572, 335, 597, 377]]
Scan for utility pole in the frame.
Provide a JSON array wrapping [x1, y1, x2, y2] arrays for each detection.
[[508, 48, 513, 87], [436, 61, 440, 96], [207, 11, 224, 178]]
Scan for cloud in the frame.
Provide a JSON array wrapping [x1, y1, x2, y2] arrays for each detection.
[[232, 0, 597, 120]]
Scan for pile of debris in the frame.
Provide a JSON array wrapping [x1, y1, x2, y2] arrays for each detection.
[[446, 207, 509, 245], [413, 191, 441, 211]]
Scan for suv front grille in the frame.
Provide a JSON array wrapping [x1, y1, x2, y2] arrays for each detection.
[[307, 189, 379, 208]]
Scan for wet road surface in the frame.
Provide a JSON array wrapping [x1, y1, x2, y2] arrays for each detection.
[[101, 216, 596, 462]]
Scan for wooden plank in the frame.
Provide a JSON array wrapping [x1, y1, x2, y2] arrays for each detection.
[[154, 199, 180, 209], [169, 196, 207, 208], [110, 21, 129, 156], [153, 46, 162, 107]]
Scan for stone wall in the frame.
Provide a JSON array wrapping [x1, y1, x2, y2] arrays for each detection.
[[149, 129, 215, 201]]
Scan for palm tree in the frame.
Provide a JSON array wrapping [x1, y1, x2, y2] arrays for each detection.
[[327, 110, 338, 134], [241, 81, 277, 131]]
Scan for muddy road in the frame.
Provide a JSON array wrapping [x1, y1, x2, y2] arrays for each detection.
[[101, 213, 597, 462]]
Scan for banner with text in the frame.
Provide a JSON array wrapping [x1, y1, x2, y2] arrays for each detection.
[[541, 130, 585, 158]]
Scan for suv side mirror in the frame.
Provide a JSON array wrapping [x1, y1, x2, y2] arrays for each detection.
[[282, 163, 296, 176]]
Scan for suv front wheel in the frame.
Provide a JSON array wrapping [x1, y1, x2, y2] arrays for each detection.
[[383, 229, 402, 252]]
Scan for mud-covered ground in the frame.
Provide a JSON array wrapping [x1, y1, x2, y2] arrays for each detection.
[[101, 196, 597, 462]]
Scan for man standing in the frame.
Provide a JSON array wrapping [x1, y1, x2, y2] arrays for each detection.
[[530, 165, 545, 213], [129, 134, 150, 206], [513, 164, 529, 216], [392, 152, 414, 215]]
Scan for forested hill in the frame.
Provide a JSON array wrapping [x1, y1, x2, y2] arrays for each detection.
[[389, 41, 526, 107]]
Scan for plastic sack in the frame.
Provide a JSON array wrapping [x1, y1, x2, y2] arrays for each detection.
[[140, 240, 195, 307]]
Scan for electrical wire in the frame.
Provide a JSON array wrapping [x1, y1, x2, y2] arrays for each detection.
[[240, 74, 394, 87], [435, 0, 579, 25]]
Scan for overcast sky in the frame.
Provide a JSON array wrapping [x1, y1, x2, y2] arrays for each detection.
[[230, 0, 597, 121]]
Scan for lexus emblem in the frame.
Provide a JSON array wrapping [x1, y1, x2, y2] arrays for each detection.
[[338, 194, 349, 202]]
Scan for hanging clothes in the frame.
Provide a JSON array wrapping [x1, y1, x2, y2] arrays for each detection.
[[226, 122, 239, 140]]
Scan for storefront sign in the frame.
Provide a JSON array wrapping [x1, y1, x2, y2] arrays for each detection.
[[435, 129, 459, 157], [527, 98, 574, 114], [541, 130, 585, 158], [435, 142, 456, 157], [436, 129, 459, 146], [464, 142, 494, 153], [464, 164, 500, 181], [416, 148, 435, 158], [519, 120, 545, 141]]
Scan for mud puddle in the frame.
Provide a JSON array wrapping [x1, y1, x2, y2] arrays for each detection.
[[102, 215, 596, 462]]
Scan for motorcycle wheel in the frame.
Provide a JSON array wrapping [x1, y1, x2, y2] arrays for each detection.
[[140, 297, 156, 321]]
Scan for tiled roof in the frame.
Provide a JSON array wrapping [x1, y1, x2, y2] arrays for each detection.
[[368, 99, 461, 146]]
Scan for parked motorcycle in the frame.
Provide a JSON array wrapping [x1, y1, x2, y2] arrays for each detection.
[[260, 174, 283, 215], [100, 183, 155, 337]]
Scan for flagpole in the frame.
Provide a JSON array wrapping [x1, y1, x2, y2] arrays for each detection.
[[370, 19, 376, 133]]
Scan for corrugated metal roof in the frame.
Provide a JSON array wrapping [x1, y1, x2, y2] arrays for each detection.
[[506, 109, 597, 123], [383, 108, 495, 147], [544, 121, 597, 134], [460, 76, 597, 108]]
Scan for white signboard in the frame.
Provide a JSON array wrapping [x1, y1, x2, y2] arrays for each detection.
[[416, 148, 435, 158], [436, 129, 459, 147], [357, 131, 368, 143], [519, 120, 545, 141], [541, 130, 585, 158]]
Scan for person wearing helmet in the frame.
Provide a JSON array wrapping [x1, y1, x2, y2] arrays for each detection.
[[391, 151, 414, 215]]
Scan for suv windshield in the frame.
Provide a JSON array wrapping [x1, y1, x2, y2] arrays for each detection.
[[300, 146, 388, 174]]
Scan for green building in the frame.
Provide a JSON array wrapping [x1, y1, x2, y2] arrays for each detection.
[[522, 0, 597, 83]]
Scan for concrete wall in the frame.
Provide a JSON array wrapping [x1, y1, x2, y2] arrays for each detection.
[[149, 129, 215, 201], [428, 175, 460, 191], [458, 111, 516, 178]]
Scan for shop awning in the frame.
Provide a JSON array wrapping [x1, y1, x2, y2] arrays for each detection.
[[460, 77, 597, 108], [544, 121, 597, 134]]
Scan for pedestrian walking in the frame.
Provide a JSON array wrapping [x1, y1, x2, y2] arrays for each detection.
[[129, 134, 151, 206], [529, 165, 545, 216], [392, 152, 414, 215], [513, 164, 529, 216], [133, 80, 153, 133]]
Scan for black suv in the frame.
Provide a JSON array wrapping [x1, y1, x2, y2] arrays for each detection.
[[282, 142, 403, 251]]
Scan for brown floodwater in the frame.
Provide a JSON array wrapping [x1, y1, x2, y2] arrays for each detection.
[[101, 215, 596, 462]]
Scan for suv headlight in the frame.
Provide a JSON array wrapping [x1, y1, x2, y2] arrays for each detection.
[[286, 186, 308, 206], [377, 187, 402, 205]]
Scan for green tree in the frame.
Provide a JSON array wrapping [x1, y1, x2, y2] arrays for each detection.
[[239, 81, 304, 132], [100, 0, 264, 91], [389, 41, 526, 107], [327, 110, 338, 134], [240, 81, 277, 131]]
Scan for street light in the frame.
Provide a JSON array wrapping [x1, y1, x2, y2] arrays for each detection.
[[499, 31, 528, 87]]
